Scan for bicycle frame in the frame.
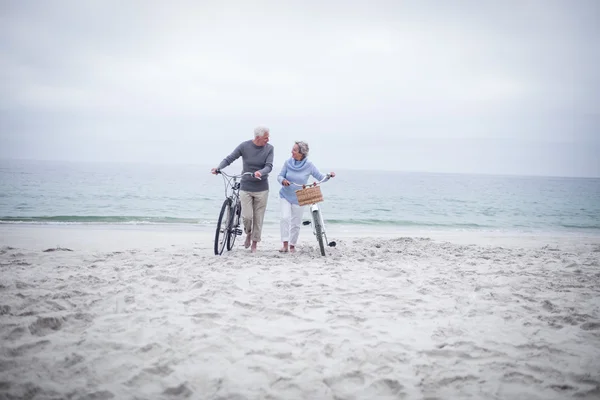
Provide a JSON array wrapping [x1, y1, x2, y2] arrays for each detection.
[[307, 202, 326, 238], [226, 175, 243, 231]]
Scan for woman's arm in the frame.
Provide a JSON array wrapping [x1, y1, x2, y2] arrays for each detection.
[[311, 164, 335, 182], [277, 161, 288, 185], [311, 163, 329, 181]]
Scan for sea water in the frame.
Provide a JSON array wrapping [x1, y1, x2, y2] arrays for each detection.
[[1, 159, 599, 235]]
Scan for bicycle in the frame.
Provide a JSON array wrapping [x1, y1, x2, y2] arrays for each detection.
[[213, 170, 257, 255], [289, 174, 336, 256]]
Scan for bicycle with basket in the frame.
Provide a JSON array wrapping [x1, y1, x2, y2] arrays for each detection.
[[290, 174, 336, 256]]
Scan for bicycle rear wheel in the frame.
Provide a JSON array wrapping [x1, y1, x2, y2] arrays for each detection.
[[313, 209, 326, 256], [214, 198, 232, 255], [227, 201, 241, 251]]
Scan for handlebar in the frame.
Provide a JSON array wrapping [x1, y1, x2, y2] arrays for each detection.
[[215, 170, 261, 180], [288, 173, 331, 188]]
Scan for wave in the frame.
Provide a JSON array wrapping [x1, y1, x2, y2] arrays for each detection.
[[325, 219, 489, 228], [0, 216, 204, 225], [1, 215, 484, 228], [2, 216, 599, 231], [559, 223, 600, 230]]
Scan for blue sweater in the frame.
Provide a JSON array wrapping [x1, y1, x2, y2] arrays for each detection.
[[277, 158, 329, 205]]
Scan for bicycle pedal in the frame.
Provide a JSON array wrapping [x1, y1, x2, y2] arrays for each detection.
[[235, 228, 243, 236], [302, 220, 311, 226]]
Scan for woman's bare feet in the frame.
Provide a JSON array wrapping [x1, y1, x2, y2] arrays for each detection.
[[279, 241, 289, 253], [289, 245, 296, 253]]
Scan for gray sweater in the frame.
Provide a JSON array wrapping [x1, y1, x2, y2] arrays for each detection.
[[217, 140, 274, 192]]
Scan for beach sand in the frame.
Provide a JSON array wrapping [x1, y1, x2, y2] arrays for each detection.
[[1, 224, 599, 399]]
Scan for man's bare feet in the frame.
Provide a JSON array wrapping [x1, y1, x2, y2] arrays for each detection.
[[279, 241, 289, 253], [244, 235, 251, 248], [251, 241, 258, 253], [289, 245, 296, 253]]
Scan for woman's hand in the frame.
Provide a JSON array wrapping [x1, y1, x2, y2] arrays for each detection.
[[329, 172, 336, 178], [282, 179, 290, 186]]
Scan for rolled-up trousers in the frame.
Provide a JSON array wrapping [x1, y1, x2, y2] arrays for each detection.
[[280, 197, 305, 246], [240, 190, 269, 242]]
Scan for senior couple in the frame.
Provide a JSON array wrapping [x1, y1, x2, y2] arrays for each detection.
[[211, 126, 335, 253]]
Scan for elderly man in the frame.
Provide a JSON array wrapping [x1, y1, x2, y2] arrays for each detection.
[[211, 126, 274, 253]]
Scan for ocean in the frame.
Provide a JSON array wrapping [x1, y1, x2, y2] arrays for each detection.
[[1, 159, 599, 234]]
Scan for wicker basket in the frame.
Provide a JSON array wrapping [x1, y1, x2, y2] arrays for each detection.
[[295, 185, 323, 206]]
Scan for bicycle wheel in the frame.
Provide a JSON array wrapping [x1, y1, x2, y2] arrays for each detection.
[[227, 201, 241, 251], [214, 198, 232, 255], [313, 209, 326, 256]]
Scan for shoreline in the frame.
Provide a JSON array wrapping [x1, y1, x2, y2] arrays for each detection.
[[1, 223, 598, 252]]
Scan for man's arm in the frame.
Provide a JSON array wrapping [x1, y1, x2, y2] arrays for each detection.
[[216, 143, 244, 171], [257, 146, 274, 177]]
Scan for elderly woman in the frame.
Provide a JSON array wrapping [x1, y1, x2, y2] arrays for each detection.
[[277, 141, 335, 253]]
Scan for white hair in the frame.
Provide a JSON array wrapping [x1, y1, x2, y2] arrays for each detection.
[[254, 126, 269, 138], [295, 141, 309, 159]]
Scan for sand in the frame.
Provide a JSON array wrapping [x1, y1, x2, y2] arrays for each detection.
[[1, 224, 599, 399]]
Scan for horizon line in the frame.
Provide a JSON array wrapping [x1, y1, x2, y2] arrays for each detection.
[[1, 157, 598, 180]]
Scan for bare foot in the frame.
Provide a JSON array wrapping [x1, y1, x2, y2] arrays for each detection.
[[244, 235, 251, 248], [290, 245, 296, 253], [251, 241, 258, 253], [279, 241, 289, 253]]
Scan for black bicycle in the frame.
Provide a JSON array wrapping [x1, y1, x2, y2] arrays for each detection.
[[213, 170, 256, 255]]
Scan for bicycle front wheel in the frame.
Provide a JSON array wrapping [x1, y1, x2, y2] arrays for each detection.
[[313, 209, 326, 256], [214, 198, 232, 255], [227, 201, 241, 251]]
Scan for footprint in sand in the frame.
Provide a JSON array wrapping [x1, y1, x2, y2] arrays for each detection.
[[542, 300, 558, 313], [4, 383, 47, 400], [59, 353, 85, 368], [0, 359, 17, 373], [5, 340, 51, 357], [28, 316, 64, 336], [153, 275, 179, 284], [580, 322, 600, 331], [79, 390, 115, 400], [144, 364, 174, 377], [163, 383, 192, 397], [363, 378, 406, 397], [324, 371, 366, 391], [6, 326, 27, 341]]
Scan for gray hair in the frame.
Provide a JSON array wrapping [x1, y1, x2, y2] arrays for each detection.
[[254, 126, 269, 138], [295, 141, 309, 159]]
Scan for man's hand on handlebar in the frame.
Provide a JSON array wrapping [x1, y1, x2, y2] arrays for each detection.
[[211, 169, 262, 179]]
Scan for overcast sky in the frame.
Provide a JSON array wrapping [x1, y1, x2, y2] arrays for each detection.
[[1, 0, 599, 177]]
